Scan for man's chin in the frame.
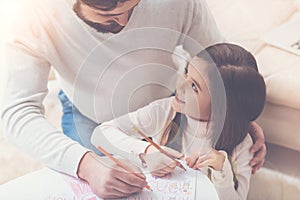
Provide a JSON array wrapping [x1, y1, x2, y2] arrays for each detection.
[[79, 18, 124, 33], [107, 26, 124, 33], [92, 25, 124, 34]]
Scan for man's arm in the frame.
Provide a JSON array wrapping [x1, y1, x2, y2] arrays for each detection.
[[1, 2, 87, 176], [1, 16, 88, 176], [2, 33, 148, 199]]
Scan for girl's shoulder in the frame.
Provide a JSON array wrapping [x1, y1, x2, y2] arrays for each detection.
[[241, 134, 254, 147], [232, 134, 253, 159]]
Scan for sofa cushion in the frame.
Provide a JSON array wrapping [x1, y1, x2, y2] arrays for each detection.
[[257, 46, 300, 109], [207, 0, 297, 51], [208, 0, 300, 108], [257, 102, 300, 151]]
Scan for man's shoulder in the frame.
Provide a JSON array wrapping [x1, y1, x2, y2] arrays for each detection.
[[25, 0, 71, 19], [28, 0, 77, 31]]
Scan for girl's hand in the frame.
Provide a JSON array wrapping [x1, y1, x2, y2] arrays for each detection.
[[186, 148, 226, 171], [142, 145, 183, 177]]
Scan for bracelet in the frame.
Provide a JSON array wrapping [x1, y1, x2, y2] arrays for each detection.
[[139, 153, 147, 167], [138, 144, 152, 168], [144, 143, 153, 154]]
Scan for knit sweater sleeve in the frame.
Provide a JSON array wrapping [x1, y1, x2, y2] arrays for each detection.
[[210, 134, 254, 200], [1, 2, 88, 177], [91, 97, 175, 166]]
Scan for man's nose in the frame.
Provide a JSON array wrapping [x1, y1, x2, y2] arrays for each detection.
[[112, 11, 130, 26]]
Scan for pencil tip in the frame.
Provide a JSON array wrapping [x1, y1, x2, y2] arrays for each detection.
[[145, 185, 153, 191], [132, 126, 138, 131]]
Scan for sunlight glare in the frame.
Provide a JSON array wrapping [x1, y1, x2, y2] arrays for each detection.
[[0, 0, 21, 20]]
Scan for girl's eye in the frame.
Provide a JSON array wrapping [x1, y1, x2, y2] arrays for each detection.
[[192, 83, 198, 92], [183, 68, 188, 78], [184, 67, 188, 74]]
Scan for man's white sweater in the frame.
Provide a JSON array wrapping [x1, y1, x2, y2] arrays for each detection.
[[1, 0, 222, 177]]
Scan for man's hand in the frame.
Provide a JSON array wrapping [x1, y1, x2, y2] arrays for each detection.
[[143, 145, 183, 177], [77, 152, 147, 199], [248, 122, 267, 174]]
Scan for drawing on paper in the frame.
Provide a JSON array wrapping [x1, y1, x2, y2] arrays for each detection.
[[128, 166, 196, 200], [149, 174, 192, 195], [63, 175, 100, 200], [45, 175, 100, 200]]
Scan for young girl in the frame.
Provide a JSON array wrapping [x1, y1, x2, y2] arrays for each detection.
[[91, 43, 266, 199]]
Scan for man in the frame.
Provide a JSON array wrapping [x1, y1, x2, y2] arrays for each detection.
[[1, 0, 266, 198]]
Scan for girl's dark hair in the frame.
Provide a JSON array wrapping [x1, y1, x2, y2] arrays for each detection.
[[81, 0, 130, 11], [196, 43, 266, 156], [163, 43, 266, 157]]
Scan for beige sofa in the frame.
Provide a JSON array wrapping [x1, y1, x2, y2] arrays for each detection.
[[253, 39, 300, 200]]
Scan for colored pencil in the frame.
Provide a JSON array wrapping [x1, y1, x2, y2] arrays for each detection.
[[96, 146, 153, 191]]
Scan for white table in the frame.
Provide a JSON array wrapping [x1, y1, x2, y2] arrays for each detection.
[[0, 168, 219, 199]]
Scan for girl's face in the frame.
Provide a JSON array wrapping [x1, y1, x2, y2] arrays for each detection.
[[173, 58, 211, 121]]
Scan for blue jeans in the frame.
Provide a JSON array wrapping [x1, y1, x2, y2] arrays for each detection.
[[58, 90, 103, 155]]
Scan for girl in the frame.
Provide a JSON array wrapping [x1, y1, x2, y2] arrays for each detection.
[[92, 43, 266, 199]]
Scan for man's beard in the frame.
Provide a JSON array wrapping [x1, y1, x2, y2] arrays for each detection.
[[80, 19, 124, 33], [73, 2, 124, 34]]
